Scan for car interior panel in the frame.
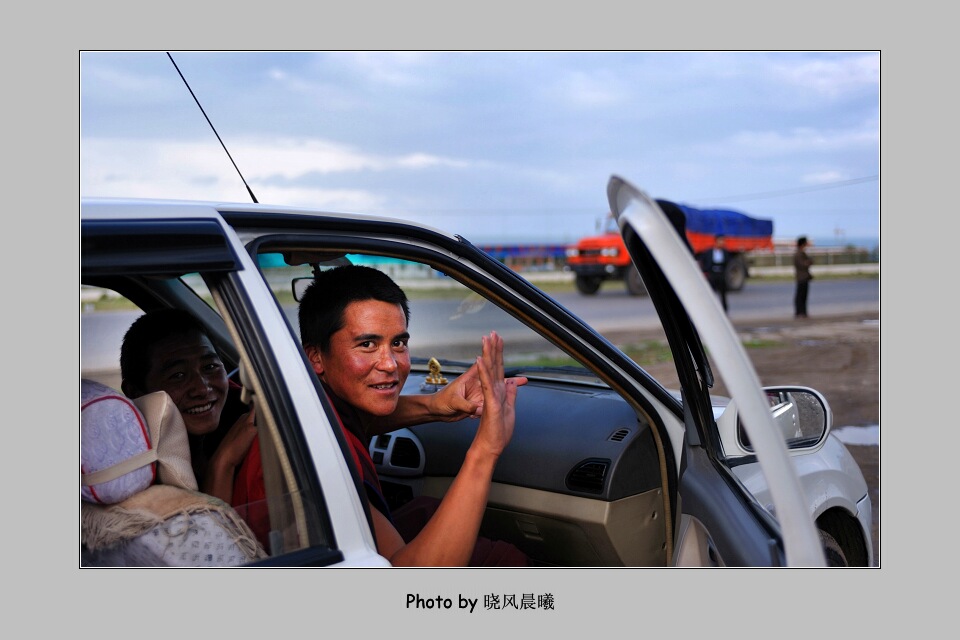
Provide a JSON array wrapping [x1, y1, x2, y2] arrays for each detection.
[[82, 247, 681, 566]]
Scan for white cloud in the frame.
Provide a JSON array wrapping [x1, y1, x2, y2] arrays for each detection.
[[80, 139, 389, 211], [328, 51, 433, 86], [696, 123, 878, 159], [769, 53, 879, 96], [81, 62, 170, 98], [801, 171, 848, 185], [81, 136, 485, 208], [557, 70, 623, 108], [395, 153, 471, 170], [80, 52, 880, 243], [239, 137, 384, 174], [235, 137, 480, 176], [255, 186, 388, 212]]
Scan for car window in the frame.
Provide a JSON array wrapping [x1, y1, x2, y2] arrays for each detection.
[[80, 287, 138, 391], [264, 252, 597, 382], [80, 278, 338, 566], [252, 246, 684, 566]]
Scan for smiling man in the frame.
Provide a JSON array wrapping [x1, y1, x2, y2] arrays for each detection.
[[121, 315, 229, 435], [299, 265, 527, 566], [119, 309, 256, 497], [304, 278, 412, 418]]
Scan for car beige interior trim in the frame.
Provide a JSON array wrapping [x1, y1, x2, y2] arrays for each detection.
[[673, 513, 725, 567], [213, 287, 310, 554], [81, 449, 158, 486], [422, 478, 667, 566]]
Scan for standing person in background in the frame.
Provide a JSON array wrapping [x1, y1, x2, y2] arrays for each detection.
[[794, 235, 813, 318], [699, 234, 730, 312]]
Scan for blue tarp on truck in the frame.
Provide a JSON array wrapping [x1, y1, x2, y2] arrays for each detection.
[[678, 204, 774, 239]]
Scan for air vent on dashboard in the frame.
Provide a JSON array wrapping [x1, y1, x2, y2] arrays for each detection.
[[608, 428, 630, 442], [565, 458, 610, 494], [390, 437, 422, 469]]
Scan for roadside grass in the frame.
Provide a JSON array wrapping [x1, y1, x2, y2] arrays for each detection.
[[507, 339, 675, 369], [744, 272, 878, 284], [81, 271, 875, 313], [740, 338, 783, 349], [82, 295, 148, 312], [621, 340, 677, 366], [513, 337, 782, 370]]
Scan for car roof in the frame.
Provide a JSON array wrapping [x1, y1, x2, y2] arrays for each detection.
[[80, 197, 458, 240]]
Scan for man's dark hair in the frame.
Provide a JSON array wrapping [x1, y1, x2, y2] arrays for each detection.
[[798, 236, 808, 247], [299, 264, 410, 352], [120, 308, 209, 390]]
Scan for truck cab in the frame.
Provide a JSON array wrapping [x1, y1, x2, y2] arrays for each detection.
[[565, 201, 774, 296]]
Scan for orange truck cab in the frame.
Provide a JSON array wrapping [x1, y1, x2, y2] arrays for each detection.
[[565, 200, 774, 296]]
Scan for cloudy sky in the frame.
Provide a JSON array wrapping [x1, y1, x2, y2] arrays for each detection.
[[80, 51, 879, 247]]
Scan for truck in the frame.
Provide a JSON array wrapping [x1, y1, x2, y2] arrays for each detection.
[[565, 199, 774, 296]]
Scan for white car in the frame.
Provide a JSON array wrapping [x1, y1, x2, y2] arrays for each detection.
[[80, 176, 872, 566], [712, 387, 872, 565]]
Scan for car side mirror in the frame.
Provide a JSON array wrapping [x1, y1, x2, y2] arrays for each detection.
[[738, 386, 830, 452]]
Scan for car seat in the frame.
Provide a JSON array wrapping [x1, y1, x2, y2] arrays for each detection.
[[81, 379, 268, 566]]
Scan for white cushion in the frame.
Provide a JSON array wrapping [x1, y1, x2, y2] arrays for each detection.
[[132, 391, 197, 491], [81, 380, 155, 504]]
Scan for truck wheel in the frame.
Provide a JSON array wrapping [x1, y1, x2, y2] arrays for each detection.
[[625, 267, 648, 296], [725, 255, 747, 292], [575, 275, 602, 295]]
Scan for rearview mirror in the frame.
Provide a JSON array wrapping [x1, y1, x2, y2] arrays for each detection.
[[290, 257, 354, 301], [292, 277, 313, 302]]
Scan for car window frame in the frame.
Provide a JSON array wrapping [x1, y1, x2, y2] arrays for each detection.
[[81, 212, 384, 567], [240, 229, 689, 561]]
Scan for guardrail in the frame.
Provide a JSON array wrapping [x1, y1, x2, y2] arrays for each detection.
[[81, 255, 878, 305]]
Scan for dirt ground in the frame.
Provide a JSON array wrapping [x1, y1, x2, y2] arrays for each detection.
[[641, 311, 880, 567]]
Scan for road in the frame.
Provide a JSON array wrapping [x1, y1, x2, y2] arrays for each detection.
[[81, 277, 878, 375], [553, 277, 877, 330], [80, 277, 876, 374]]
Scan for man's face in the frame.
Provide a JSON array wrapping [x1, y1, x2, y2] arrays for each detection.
[[141, 330, 229, 435], [310, 299, 410, 417]]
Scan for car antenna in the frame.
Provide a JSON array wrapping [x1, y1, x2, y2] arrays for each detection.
[[166, 52, 259, 204]]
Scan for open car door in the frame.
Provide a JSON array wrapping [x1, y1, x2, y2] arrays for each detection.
[[607, 175, 826, 567]]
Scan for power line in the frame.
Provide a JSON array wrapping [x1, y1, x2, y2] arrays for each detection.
[[391, 175, 880, 217], [691, 175, 878, 205]]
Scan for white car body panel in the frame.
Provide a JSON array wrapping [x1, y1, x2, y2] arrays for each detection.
[[713, 386, 873, 566], [733, 435, 874, 566]]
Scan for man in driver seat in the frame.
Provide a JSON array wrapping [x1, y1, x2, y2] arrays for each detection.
[[298, 265, 528, 566]]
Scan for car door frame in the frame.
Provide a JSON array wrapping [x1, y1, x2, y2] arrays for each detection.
[[607, 176, 825, 566], [81, 201, 389, 567], [229, 211, 800, 566]]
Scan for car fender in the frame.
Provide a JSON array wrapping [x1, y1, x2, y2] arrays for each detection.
[[732, 435, 869, 522]]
